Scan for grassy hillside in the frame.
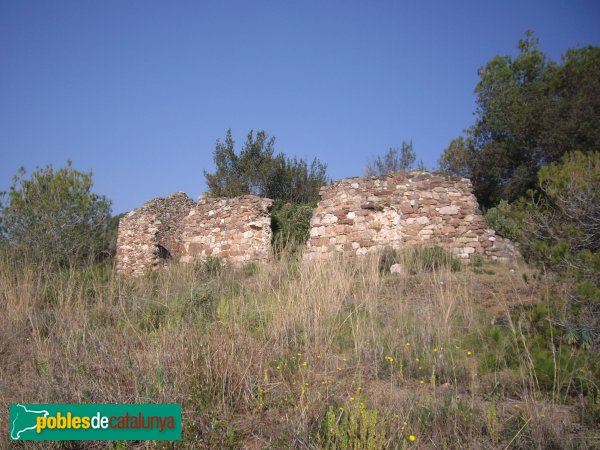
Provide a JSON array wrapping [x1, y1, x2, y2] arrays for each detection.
[[1, 249, 599, 449]]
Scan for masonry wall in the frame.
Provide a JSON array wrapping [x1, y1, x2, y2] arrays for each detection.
[[179, 195, 273, 266], [117, 172, 518, 275], [116, 192, 196, 276], [304, 172, 518, 261]]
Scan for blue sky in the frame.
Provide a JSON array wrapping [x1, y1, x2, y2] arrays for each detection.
[[1, 1, 599, 213]]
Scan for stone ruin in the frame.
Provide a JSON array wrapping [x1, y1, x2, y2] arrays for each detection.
[[303, 171, 517, 261], [179, 194, 273, 265], [116, 192, 272, 276], [116, 192, 196, 276], [116, 171, 518, 275]]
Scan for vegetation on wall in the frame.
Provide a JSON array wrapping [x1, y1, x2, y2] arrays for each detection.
[[204, 128, 329, 251]]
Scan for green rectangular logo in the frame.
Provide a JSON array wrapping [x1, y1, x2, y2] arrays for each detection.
[[10, 404, 181, 441]]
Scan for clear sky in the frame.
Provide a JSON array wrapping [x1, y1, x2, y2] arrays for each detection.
[[1, 0, 599, 213]]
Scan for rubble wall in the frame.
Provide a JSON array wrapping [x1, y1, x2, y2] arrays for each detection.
[[179, 195, 273, 266], [117, 172, 518, 275], [116, 192, 196, 276], [304, 172, 518, 261]]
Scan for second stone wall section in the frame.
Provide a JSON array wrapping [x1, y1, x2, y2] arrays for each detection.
[[179, 195, 273, 266], [304, 172, 515, 261]]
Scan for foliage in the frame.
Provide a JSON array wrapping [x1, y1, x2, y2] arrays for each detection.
[[406, 246, 461, 273], [319, 399, 388, 450], [365, 141, 416, 176], [0, 161, 112, 267], [484, 200, 521, 241], [437, 136, 473, 179], [438, 32, 600, 208], [105, 212, 125, 258], [204, 129, 327, 204], [2, 248, 599, 448], [518, 152, 600, 285], [513, 151, 600, 349], [271, 200, 315, 252]]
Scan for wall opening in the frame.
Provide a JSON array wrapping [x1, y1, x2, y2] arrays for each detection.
[[156, 244, 171, 261]]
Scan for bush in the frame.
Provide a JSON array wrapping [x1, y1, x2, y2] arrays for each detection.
[[319, 398, 388, 449], [516, 151, 600, 348], [271, 200, 315, 253], [0, 162, 112, 267], [485, 200, 520, 241]]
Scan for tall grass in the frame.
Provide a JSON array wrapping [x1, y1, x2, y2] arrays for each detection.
[[0, 247, 598, 449]]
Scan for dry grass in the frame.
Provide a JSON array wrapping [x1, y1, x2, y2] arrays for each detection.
[[0, 248, 598, 449]]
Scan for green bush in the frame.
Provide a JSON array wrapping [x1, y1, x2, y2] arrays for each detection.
[[0, 162, 112, 267], [516, 151, 600, 349], [484, 200, 520, 241], [271, 200, 315, 253]]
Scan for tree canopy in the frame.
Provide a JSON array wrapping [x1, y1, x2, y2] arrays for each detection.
[[204, 129, 328, 204], [439, 32, 600, 208], [365, 141, 416, 176], [0, 162, 112, 267]]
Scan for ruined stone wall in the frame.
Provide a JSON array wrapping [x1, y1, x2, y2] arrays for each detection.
[[304, 172, 518, 261], [116, 192, 196, 276], [117, 172, 518, 275], [117, 193, 273, 274], [179, 195, 273, 266]]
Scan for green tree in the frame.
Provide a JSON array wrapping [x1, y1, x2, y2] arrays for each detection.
[[365, 141, 416, 176], [204, 129, 327, 204], [0, 162, 112, 267], [439, 32, 600, 207], [204, 129, 328, 252], [516, 151, 600, 346], [519, 151, 600, 267], [203, 129, 247, 197], [437, 136, 473, 178]]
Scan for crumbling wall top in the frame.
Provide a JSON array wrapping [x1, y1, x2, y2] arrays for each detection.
[[116, 192, 196, 275]]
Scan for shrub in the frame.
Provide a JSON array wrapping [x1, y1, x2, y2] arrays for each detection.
[[516, 151, 600, 349], [484, 200, 520, 241], [319, 398, 388, 449], [271, 200, 315, 253], [0, 161, 112, 268]]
